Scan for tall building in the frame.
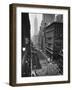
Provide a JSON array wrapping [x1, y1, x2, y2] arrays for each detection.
[[34, 16, 38, 35], [38, 14, 63, 73], [32, 16, 39, 48], [38, 14, 63, 52], [21, 13, 31, 77], [38, 14, 55, 51], [41, 14, 55, 27]]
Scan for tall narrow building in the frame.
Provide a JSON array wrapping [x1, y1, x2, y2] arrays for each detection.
[[32, 15, 39, 48], [34, 16, 38, 35]]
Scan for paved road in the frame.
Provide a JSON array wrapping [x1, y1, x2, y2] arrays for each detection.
[[32, 48, 60, 76]]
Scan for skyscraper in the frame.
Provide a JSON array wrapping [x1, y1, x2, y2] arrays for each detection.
[[34, 16, 38, 35], [32, 15, 39, 48]]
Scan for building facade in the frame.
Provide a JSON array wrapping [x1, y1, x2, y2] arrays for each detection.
[[38, 14, 63, 74]]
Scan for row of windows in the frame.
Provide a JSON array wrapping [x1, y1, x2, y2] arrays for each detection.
[[45, 43, 53, 48]]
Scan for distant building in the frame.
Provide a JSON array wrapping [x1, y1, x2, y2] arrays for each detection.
[[55, 15, 63, 23], [32, 16, 39, 48], [41, 14, 55, 26], [34, 16, 38, 35]]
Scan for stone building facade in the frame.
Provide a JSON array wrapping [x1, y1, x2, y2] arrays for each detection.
[[38, 14, 63, 63]]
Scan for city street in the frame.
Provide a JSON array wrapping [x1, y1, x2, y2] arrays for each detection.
[[32, 48, 60, 76]]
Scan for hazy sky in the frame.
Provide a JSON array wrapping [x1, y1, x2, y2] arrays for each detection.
[[29, 14, 42, 38]]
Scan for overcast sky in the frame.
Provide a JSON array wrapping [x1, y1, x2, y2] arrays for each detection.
[[29, 14, 42, 38]]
